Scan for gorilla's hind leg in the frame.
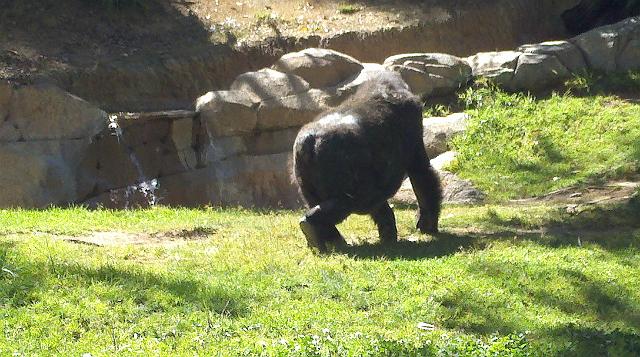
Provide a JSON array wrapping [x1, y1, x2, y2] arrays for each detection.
[[370, 202, 398, 243], [300, 199, 351, 253]]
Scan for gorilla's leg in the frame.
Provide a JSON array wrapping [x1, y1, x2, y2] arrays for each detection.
[[300, 199, 351, 252], [370, 202, 398, 243], [408, 146, 442, 234]]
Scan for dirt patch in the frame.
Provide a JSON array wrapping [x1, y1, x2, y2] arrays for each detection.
[[57, 226, 215, 247], [509, 180, 640, 206]]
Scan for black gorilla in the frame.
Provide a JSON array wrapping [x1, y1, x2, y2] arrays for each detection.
[[292, 71, 442, 252]]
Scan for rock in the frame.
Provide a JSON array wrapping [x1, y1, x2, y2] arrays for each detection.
[[120, 119, 171, 148], [230, 68, 310, 100], [430, 151, 458, 171], [243, 127, 301, 155], [0, 81, 21, 142], [571, 16, 640, 72], [256, 89, 332, 130], [438, 171, 486, 204], [0, 139, 97, 208], [511, 53, 570, 90], [202, 136, 247, 164], [195, 90, 259, 137], [392, 171, 485, 206], [467, 51, 521, 85], [213, 153, 300, 208], [271, 48, 364, 89], [423, 113, 468, 158], [8, 83, 107, 141], [126, 152, 301, 209], [392, 150, 484, 204], [170, 117, 197, 171], [335, 63, 387, 98], [384, 53, 472, 96], [517, 40, 586, 73]]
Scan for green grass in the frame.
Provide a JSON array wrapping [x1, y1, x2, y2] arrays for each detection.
[[449, 74, 640, 201], [337, 3, 362, 15], [1, 200, 640, 356], [2, 71, 640, 355]]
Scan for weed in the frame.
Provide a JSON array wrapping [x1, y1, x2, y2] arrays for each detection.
[[337, 3, 362, 15]]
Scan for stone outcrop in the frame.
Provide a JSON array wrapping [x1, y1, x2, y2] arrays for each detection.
[[423, 113, 468, 158], [230, 68, 310, 100], [271, 48, 364, 89], [392, 150, 486, 205], [0, 82, 108, 207], [384, 53, 472, 97], [571, 16, 640, 72], [2, 16, 639, 209]]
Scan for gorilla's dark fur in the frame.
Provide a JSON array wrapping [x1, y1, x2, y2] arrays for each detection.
[[292, 71, 442, 252]]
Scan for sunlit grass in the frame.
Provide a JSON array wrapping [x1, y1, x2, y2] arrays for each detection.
[[449, 73, 640, 201], [1, 201, 640, 355]]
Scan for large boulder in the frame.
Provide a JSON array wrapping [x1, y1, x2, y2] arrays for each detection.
[[468, 50, 572, 91], [230, 68, 310, 100], [195, 90, 259, 137], [423, 113, 468, 158], [118, 152, 301, 209], [0, 140, 97, 208], [517, 40, 587, 73], [467, 51, 521, 86], [335, 63, 387, 98], [571, 16, 640, 72], [7, 83, 107, 141], [384, 53, 472, 97], [392, 151, 485, 205], [243, 127, 301, 155], [256, 89, 333, 130], [271, 48, 364, 89], [511, 53, 571, 90]]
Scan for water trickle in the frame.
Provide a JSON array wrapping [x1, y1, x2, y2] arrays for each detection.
[[107, 113, 160, 208]]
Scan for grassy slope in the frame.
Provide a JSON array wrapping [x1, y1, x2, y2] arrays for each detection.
[[1, 202, 640, 356], [448, 72, 640, 201], [2, 73, 640, 356]]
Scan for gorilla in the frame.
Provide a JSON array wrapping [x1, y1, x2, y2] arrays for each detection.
[[292, 71, 442, 252]]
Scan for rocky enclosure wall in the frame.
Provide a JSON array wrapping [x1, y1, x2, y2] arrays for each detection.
[[54, 0, 581, 112], [0, 17, 638, 209]]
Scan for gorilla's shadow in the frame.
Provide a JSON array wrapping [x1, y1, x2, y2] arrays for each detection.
[[332, 231, 534, 260], [335, 196, 640, 260]]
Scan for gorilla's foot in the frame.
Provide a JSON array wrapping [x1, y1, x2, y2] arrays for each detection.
[[379, 225, 398, 244], [416, 217, 439, 234]]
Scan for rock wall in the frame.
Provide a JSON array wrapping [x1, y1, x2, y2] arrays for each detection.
[[1, 17, 638, 209], [52, 0, 582, 112]]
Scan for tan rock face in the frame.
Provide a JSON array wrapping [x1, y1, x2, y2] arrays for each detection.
[[8, 83, 107, 141], [272, 48, 364, 89], [571, 16, 640, 72], [517, 41, 586, 73], [256, 89, 332, 130], [0, 82, 21, 142], [392, 152, 485, 205], [196, 90, 259, 137], [0, 140, 96, 208], [423, 113, 468, 158], [384, 53, 472, 96], [511, 53, 570, 91], [467, 51, 521, 81], [230, 68, 310, 100]]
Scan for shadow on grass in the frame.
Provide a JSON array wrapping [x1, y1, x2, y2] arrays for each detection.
[[339, 196, 640, 260], [0, 256, 250, 317]]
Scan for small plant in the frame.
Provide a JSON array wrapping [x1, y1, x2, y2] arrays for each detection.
[[337, 3, 362, 15], [423, 104, 452, 117]]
